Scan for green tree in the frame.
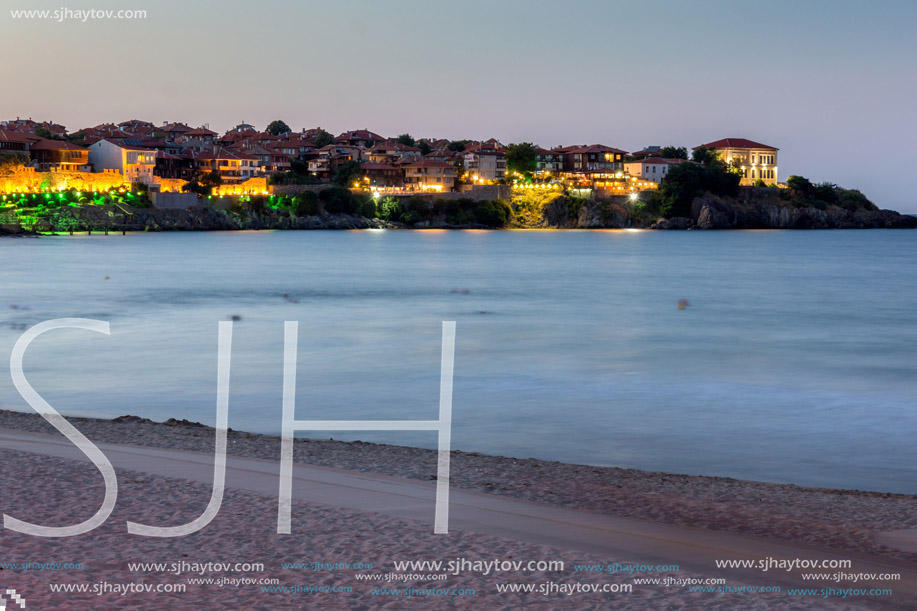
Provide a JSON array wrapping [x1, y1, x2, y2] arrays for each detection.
[[472, 199, 512, 227], [182, 181, 207, 196], [292, 190, 319, 216], [319, 186, 359, 214], [657, 161, 741, 218], [378, 196, 402, 221], [659, 146, 688, 160], [813, 183, 839, 204], [397, 133, 416, 147], [691, 146, 717, 165], [447, 140, 470, 152], [34, 126, 62, 140], [314, 130, 334, 148], [418, 141, 431, 155], [201, 171, 223, 189], [505, 142, 538, 174], [266, 120, 291, 136], [332, 160, 363, 187], [786, 175, 814, 193], [837, 189, 877, 212]]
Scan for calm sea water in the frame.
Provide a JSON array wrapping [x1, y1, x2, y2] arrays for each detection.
[[1, 229, 915, 493]]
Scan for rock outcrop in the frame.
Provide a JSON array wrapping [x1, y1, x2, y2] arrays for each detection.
[[686, 194, 917, 230]]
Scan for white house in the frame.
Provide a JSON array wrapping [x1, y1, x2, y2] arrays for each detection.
[[88, 139, 156, 185], [623, 157, 687, 184]]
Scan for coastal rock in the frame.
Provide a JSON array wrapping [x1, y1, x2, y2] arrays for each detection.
[[541, 195, 573, 227], [652, 217, 695, 230], [681, 193, 917, 230]]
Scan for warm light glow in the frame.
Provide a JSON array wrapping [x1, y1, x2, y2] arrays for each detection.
[[212, 177, 272, 197], [0, 167, 128, 195]]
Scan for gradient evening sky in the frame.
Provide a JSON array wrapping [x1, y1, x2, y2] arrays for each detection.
[[2, 0, 916, 211]]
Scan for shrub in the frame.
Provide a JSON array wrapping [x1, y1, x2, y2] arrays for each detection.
[[378, 196, 403, 222], [657, 161, 740, 218], [292, 191, 319, 216], [837, 189, 877, 212], [319, 186, 359, 214], [472, 200, 511, 227], [353, 192, 376, 218]]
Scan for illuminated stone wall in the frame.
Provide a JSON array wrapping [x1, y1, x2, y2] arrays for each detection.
[[212, 177, 272, 196], [154, 177, 188, 193], [0, 167, 128, 193]]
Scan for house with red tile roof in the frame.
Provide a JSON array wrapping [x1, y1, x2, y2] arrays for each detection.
[[181, 127, 218, 146], [534, 146, 563, 178], [360, 162, 403, 188], [0, 130, 37, 158], [404, 159, 457, 192], [423, 149, 461, 165], [308, 144, 364, 179], [693, 138, 778, 185], [191, 147, 261, 183], [29, 138, 90, 171], [463, 143, 506, 183], [366, 142, 422, 165], [335, 129, 384, 148], [154, 150, 186, 179], [560, 144, 628, 174]]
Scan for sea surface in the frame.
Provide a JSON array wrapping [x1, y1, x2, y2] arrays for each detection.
[[1, 229, 915, 493]]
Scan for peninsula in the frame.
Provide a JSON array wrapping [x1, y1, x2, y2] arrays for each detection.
[[1, 121, 914, 233]]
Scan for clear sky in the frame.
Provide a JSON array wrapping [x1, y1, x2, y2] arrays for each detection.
[[2, 0, 915, 211]]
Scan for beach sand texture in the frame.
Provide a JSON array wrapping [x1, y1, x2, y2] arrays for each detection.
[[0, 410, 914, 609]]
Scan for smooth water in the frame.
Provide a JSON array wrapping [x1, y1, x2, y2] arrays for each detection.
[[1, 229, 915, 493]]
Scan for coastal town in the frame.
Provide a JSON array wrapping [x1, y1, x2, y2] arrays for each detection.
[[0, 116, 780, 201]]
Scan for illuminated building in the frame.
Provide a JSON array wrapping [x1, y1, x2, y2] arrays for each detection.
[[694, 138, 778, 185]]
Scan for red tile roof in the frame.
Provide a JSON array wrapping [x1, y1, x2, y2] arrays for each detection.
[[632, 157, 685, 165], [463, 142, 506, 153], [368, 142, 420, 153], [0, 129, 37, 144], [28, 138, 88, 151], [336, 129, 384, 142], [161, 122, 192, 133], [565, 144, 628, 155], [195, 148, 260, 161], [404, 159, 454, 169], [96, 138, 151, 151], [185, 127, 217, 136], [695, 138, 777, 151]]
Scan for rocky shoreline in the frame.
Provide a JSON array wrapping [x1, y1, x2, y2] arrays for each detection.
[[2, 191, 915, 235], [654, 194, 917, 230]]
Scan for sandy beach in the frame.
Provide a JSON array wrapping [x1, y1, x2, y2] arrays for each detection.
[[0, 409, 914, 610]]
